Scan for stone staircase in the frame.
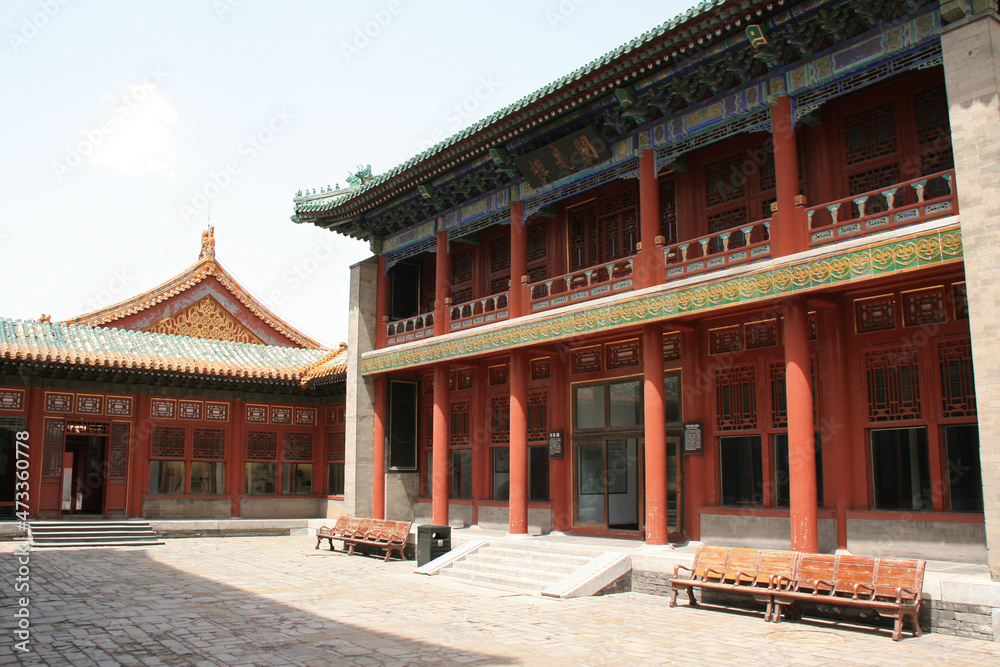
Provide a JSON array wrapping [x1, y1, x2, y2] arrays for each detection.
[[28, 521, 163, 548], [435, 538, 609, 592]]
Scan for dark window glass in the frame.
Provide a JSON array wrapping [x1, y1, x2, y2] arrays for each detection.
[[870, 427, 930, 510], [943, 424, 983, 513], [719, 435, 762, 506]]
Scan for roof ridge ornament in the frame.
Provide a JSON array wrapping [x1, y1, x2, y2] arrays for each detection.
[[200, 225, 216, 260]]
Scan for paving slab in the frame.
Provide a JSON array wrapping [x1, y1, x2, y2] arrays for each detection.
[[1, 536, 1000, 665]]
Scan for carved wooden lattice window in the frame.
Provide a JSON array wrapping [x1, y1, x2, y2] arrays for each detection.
[[528, 391, 547, 443], [705, 155, 746, 207], [327, 432, 346, 462], [716, 365, 757, 431], [43, 419, 64, 476], [866, 347, 922, 422], [490, 276, 510, 296], [491, 396, 510, 445], [855, 295, 896, 333], [848, 164, 901, 216], [771, 363, 787, 429], [569, 189, 638, 270], [451, 249, 474, 305], [151, 427, 185, 458], [246, 431, 277, 461], [526, 223, 547, 262], [489, 365, 508, 386], [531, 357, 551, 380], [914, 85, 951, 147], [844, 103, 897, 166], [663, 333, 682, 361], [659, 176, 677, 244], [109, 423, 129, 478], [708, 207, 749, 252], [458, 369, 474, 391], [490, 235, 510, 273], [450, 400, 470, 447], [953, 283, 968, 319], [423, 405, 433, 448], [903, 287, 946, 327], [193, 429, 225, 460], [284, 433, 313, 461], [939, 338, 976, 418], [525, 266, 546, 299]]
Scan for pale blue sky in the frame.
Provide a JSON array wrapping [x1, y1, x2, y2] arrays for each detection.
[[1, 0, 690, 347]]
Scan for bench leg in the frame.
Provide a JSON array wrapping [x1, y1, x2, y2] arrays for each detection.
[[892, 613, 903, 642], [910, 611, 922, 638], [669, 586, 679, 607], [315, 537, 321, 550]]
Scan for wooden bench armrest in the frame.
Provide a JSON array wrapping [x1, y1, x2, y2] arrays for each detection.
[[770, 574, 793, 590], [734, 571, 754, 585], [808, 579, 835, 596], [673, 564, 695, 578], [895, 586, 919, 604], [703, 567, 725, 582], [849, 582, 873, 600]]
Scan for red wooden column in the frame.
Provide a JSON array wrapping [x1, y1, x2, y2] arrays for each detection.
[[433, 231, 450, 336], [785, 297, 818, 552], [25, 387, 44, 519], [129, 396, 151, 518], [432, 363, 450, 525], [771, 96, 804, 257], [376, 254, 389, 349], [372, 374, 387, 519], [823, 300, 854, 550], [636, 149, 664, 289], [509, 349, 528, 534], [643, 323, 668, 545], [508, 201, 526, 318], [230, 399, 245, 517]]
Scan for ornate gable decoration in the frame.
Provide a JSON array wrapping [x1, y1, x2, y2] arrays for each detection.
[[144, 295, 264, 345]]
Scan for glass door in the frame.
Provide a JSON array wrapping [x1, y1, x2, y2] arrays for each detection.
[[575, 437, 642, 530]]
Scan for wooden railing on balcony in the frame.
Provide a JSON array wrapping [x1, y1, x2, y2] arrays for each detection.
[[529, 257, 635, 313], [664, 218, 772, 280], [808, 170, 956, 248], [385, 311, 434, 347], [449, 292, 509, 332]]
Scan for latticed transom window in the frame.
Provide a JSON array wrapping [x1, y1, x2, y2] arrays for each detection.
[[770, 363, 787, 429], [284, 433, 313, 461], [491, 396, 510, 445], [716, 365, 757, 431], [450, 400, 470, 447], [109, 423, 129, 478], [327, 432, 346, 462], [192, 429, 225, 460], [43, 419, 65, 476], [246, 431, 278, 461], [528, 391, 547, 443], [914, 85, 951, 147], [151, 427, 185, 458], [865, 347, 922, 422], [939, 338, 976, 418], [844, 102, 897, 166]]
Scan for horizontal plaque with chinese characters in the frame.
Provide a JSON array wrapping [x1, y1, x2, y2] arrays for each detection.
[[514, 127, 611, 188]]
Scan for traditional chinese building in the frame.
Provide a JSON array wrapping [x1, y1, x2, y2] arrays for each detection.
[[0, 229, 348, 521], [293, 0, 1000, 581]]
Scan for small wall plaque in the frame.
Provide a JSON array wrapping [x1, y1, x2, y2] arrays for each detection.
[[684, 421, 703, 454], [548, 430, 564, 459]]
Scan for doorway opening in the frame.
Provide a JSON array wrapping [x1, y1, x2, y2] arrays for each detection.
[[62, 434, 107, 515]]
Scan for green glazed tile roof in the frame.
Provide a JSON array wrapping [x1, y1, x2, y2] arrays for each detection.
[[294, 0, 731, 215], [0, 317, 346, 385]]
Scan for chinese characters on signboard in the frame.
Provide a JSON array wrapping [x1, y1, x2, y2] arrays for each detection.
[[514, 127, 612, 188]]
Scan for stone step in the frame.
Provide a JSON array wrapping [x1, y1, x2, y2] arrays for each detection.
[[30, 540, 164, 548], [445, 561, 566, 584], [472, 539, 608, 558], [28, 521, 161, 549], [437, 566, 551, 592], [473, 546, 592, 567], [462, 552, 582, 575]]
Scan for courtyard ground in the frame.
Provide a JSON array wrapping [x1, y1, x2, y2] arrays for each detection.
[[2, 536, 999, 666]]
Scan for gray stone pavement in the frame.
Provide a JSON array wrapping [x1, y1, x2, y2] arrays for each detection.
[[2, 536, 1000, 666]]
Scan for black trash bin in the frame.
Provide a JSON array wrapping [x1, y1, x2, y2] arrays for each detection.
[[417, 524, 452, 566]]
